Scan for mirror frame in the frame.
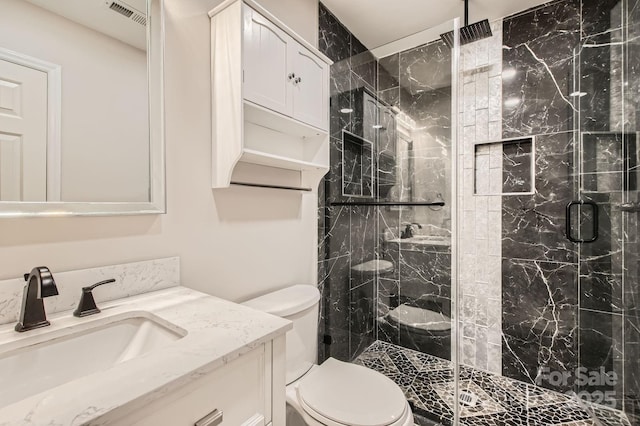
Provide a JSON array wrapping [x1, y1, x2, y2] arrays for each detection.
[[0, 0, 166, 218]]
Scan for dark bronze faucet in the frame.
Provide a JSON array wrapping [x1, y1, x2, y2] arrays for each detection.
[[15, 267, 59, 332], [401, 223, 423, 239]]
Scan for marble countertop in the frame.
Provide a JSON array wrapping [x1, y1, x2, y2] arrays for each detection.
[[387, 235, 451, 248], [0, 286, 291, 425]]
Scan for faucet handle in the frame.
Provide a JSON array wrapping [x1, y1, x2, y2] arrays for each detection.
[[73, 279, 115, 317]]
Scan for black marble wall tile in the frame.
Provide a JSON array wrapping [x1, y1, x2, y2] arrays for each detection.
[[349, 278, 376, 359], [502, 0, 580, 137], [581, 0, 623, 38], [318, 4, 350, 63], [378, 53, 399, 92], [502, 132, 577, 264], [352, 50, 377, 91], [502, 258, 578, 392], [325, 204, 350, 259], [398, 248, 452, 302], [350, 205, 376, 265], [579, 192, 624, 314], [579, 259, 623, 314], [318, 1, 383, 364], [578, 309, 624, 409], [579, 39, 620, 132], [399, 41, 451, 95], [323, 255, 351, 361], [378, 87, 400, 109], [329, 66, 354, 141], [502, 140, 533, 193]]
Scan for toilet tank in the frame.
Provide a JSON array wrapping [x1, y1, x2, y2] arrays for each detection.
[[243, 285, 320, 384]]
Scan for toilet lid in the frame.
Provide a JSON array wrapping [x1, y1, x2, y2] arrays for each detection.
[[297, 358, 406, 426]]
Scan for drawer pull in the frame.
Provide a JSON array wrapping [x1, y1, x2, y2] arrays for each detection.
[[195, 409, 223, 426]]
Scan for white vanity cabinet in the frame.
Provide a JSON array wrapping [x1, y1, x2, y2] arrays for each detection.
[[112, 336, 286, 426], [210, 0, 331, 191]]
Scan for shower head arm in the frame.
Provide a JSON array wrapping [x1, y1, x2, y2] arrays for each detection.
[[464, 0, 469, 26]]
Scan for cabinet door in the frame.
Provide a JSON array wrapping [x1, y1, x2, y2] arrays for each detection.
[[115, 347, 268, 426], [243, 6, 293, 116], [291, 45, 328, 131]]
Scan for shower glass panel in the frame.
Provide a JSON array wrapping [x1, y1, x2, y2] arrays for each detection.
[[458, 1, 638, 425], [317, 5, 460, 424], [320, 0, 640, 425]]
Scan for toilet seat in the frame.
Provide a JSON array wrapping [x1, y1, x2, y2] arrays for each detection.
[[295, 358, 408, 426]]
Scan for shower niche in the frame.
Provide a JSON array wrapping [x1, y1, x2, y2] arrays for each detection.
[[474, 137, 534, 196]]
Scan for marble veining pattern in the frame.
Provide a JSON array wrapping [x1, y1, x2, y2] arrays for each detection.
[[458, 19, 503, 374], [0, 257, 180, 326], [0, 286, 291, 425]]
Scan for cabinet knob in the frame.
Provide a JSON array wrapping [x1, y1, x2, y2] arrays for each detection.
[[195, 409, 223, 426], [288, 73, 295, 80], [295, 77, 302, 84]]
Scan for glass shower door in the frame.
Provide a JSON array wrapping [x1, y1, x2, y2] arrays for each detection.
[[573, 0, 640, 422]]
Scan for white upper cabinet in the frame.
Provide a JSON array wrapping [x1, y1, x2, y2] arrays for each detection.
[[242, 5, 328, 130], [291, 45, 328, 130], [209, 0, 331, 191], [242, 7, 293, 116]]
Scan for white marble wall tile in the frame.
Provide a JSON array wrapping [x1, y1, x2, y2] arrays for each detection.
[[458, 18, 503, 375], [474, 239, 489, 258], [487, 343, 502, 374], [487, 326, 502, 346], [476, 110, 490, 141], [0, 257, 180, 326], [463, 322, 476, 338], [475, 326, 489, 369], [475, 39, 490, 67], [464, 82, 477, 126], [463, 44, 477, 71], [476, 73, 489, 109], [487, 298, 501, 328], [462, 337, 477, 365], [463, 294, 477, 321], [489, 76, 503, 119], [489, 168, 503, 194], [488, 121, 502, 141]]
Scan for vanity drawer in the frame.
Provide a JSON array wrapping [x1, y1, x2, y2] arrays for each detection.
[[118, 345, 270, 426]]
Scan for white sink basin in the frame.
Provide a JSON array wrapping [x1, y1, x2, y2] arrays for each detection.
[[0, 313, 185, 408]]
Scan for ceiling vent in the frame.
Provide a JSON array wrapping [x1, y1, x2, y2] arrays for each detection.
[[107, 1, 147, 26]]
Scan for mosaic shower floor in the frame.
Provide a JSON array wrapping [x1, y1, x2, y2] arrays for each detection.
[[354, 341, 631, 426]]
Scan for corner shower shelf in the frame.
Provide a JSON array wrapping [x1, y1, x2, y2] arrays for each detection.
[[209, 0, 331, 191]]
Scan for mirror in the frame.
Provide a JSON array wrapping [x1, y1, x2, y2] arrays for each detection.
[[0, 0, 164, 217]]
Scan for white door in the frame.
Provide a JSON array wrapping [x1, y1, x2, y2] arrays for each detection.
[[242, 6, 293, 116], [0, 59, 47, 201], [291, 45, 328, 131]]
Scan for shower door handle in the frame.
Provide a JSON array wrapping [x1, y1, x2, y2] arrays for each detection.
[[565, 201, 599, 243]]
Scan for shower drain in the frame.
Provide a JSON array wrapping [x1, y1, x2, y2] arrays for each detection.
[[459, 390, 479, 407]]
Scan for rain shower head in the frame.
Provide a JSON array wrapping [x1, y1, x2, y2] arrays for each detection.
[[440, 0, 493, 48]]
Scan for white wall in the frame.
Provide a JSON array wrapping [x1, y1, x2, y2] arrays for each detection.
[[0, 0, 320, 303], [0, 0, 149, 203], [258, 0, 318, 46]]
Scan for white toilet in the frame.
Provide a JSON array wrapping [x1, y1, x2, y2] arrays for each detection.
[[243, 285, 414, 426]]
